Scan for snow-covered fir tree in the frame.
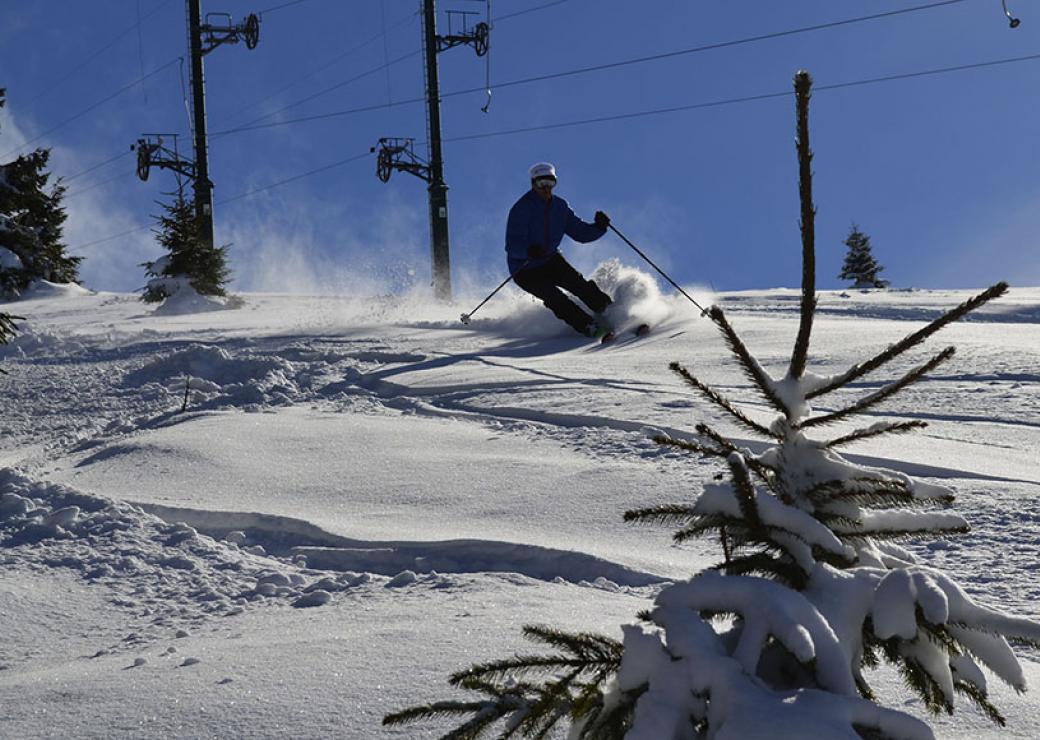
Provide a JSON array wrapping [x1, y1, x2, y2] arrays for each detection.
[[0, 146, 80, 298], [384, 72, 1040, 740], [142, 184, 229, 303], [840, 224, 888, 289], [0, 86, 17, 347]]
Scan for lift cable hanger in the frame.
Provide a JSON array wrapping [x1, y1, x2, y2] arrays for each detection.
[[1002, 0, 1021, 28]]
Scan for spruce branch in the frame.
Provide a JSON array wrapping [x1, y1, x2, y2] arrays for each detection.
[[806, 282, 1009, 400], [669, 362, 777, 439], [714, 552, 808, 588], [575, 683, 645, 739], [799, 347, 955, 429], [805, 478, 915, 508], [521, 626, 624, 666], [825, 420, 929, 448], [728, 454, 763, 531], [0, 312, 24, 344], [902, 655, 955, 715], [707, 305, 789, 414], [954, 679, 1007, 726], [382, 693, 526, 732], [695, 423, 778, 481], [790, 70, 817, 380], [835, 524, 969, 544], [518, 668, 583, 738], [916, 613, 960, 654], [388, 629, 623, 739], [653, 428, 776, 483], [623, 503, 697, 528], [814, 511, 863, 530], [449, 627, 623, 688], [673, 514, 744, 544], [449, 654, 604, 687], [651, 434, 728, 460]]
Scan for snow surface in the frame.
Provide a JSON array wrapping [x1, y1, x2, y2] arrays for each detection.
[[2, 274, 1040, 738]]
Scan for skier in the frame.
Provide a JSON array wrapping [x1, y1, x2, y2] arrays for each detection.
[[505, 162, 614, 339]]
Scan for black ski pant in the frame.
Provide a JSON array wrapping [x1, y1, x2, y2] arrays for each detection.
[[513, 253, 612, 334]]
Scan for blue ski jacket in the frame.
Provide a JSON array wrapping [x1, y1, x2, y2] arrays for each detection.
[[505, 190, 606, 273]]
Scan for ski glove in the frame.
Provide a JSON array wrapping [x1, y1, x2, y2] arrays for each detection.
[[527, 244, 547, 259], [594, 211, 610, 230]]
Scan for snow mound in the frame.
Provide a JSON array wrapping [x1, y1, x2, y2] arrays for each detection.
[[0, 246, 23, 270], [150, 282, 231, 316], [122, 344, 300, 410], [0, 324, 90, 360], [19, 280, 94, 300], [0, 468, 371, 644]]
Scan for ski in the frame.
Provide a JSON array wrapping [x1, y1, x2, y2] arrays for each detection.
[[598, 324, 648, 344]]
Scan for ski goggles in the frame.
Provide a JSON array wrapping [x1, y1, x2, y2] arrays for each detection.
[[533, 177, 557, 189]]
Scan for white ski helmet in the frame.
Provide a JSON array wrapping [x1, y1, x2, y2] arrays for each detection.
[[529, 162, 557, 180]]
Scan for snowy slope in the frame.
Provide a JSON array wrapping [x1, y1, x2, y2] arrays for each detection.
[[2, 274, 1039, 738]]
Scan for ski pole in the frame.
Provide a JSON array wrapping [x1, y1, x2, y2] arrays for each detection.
[[608, 223, 708, 315], [459, 260, 530, 324]]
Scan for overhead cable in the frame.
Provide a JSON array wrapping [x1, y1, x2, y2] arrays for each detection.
[[493, 0, 571, 23], [26, 0, 178, 105], [211, 0, 979, 138], [443, 51, 1040, 143], [222, 50, 421, 135], [225, 0, 566, 128], [223, 8, 417, 123], [70, 151, 371, 249], [1, 57, 180, 161], [63, 150, 134, 183], [66, 49, 1040, 251], [446, 0, 974, 99], [259, 0, 316, 15], [216, 151, 370, 205]]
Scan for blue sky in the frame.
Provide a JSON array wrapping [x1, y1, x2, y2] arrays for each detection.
[[1, 0, 1037, 296]]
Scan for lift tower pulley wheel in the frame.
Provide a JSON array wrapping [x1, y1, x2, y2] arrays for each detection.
[[371, 138, 431, 184], [201, 12, 261, 55], [132, 135, 197, 184]]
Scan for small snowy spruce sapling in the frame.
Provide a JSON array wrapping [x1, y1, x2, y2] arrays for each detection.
[[840, 224, 888, 289], [0, 311, 20, 344], [142, 185, 229, 303], [0, 147, 80, 298], [0, 308, 23, 374], [383, 72, 1039, 740]]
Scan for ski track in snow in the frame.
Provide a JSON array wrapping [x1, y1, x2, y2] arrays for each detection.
[[3, 283, 1040, 736]]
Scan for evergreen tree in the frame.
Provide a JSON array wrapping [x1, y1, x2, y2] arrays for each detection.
[[0, 147, 80, 298], [385, 72, 1038, 740], [840, 225, 888, 288], [142, 184, 230, 303], [0, 144, 80, 297], [0, 87, 24, 363]]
